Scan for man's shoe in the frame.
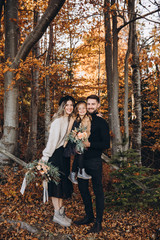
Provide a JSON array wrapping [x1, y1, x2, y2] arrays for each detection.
[[74, 216, 94, 225], [87, 222, 102, 234]]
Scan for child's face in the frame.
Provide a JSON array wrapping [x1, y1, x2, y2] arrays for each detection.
[[78, 103, 87, 117]]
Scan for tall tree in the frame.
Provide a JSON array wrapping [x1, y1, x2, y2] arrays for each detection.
[[26, 7, 40, 160], [45, 23, 53, 143], [1, 0, 19, 162], [130, 0, 142, 164], [0, 0, 66, 163], [104, 0, 122, 155], [122, 2, 133, 151]]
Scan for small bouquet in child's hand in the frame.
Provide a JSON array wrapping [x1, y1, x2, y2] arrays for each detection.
[[67, 126, 88, 154], [20, 159, 60, 202]]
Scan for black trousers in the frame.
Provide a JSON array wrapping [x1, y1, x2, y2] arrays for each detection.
[[78, 157, 104, 223], [72, 153, 84, 172]]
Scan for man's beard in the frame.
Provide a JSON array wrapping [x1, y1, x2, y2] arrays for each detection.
[[88, 109, 98, 114]]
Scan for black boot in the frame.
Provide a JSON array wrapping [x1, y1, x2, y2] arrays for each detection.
[[74, 216, 94, 225], [87, 222, 102, 234]]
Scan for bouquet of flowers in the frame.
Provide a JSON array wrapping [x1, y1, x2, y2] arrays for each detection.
[[66, 126, 88, 154], [20, 160, 60, 202]]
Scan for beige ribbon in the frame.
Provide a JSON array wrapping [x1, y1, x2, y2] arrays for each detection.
[[20, 173, 27, 195], [43, 180, 48, 203]]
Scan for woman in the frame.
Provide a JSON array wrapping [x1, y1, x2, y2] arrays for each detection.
[[41, 95, 75, 227]]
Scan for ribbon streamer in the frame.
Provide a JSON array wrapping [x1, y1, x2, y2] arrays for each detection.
[[20, 174, 48, 204], [20, 174, 27, 195], [43, 180, 48, 203]]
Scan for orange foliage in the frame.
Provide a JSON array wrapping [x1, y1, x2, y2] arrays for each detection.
[[1, 165, 160, 239]]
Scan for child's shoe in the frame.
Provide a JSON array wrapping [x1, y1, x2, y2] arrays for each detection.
[[77, 168, 92, 180], [68, 172, 78, 184]]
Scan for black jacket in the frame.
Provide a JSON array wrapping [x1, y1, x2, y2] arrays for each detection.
[[84, 112, 110, 160]]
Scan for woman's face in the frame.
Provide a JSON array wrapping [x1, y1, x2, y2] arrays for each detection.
[[65, 100, 74, 116], [78, 103, 87, 117]]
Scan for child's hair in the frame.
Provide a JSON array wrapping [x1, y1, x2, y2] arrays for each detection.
[[74, 101, 91, 122]]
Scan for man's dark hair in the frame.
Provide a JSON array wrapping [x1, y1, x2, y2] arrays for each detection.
[[87, 95, 100, 103]]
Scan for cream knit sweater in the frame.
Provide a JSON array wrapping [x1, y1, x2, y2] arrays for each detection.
[[42, 116, 69, 162]]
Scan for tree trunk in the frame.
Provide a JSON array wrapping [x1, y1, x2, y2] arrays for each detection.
[[0, 0, 19, 163], [123, 2, 133, 151], [111, 0, 122, 154], [45, 23, 53, 143], [0, 0, 66, 163], [156, 64, 160, 111], [131, 1, 142, 164], [104, 0, 122, 155], [26, 8, 40, 161], [104, 0, 113, 129]]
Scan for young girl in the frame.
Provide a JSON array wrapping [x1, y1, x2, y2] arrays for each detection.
[[41, 95, 75, 227], [64, 101, 92, 184]]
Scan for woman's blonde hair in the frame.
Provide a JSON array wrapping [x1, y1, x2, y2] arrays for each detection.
[[48, 97, 75, 130]]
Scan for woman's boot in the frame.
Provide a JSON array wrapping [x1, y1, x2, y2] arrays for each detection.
[[53, 207, 71, 227]]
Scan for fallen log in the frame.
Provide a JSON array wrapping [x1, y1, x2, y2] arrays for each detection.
[[101, 153, 149, 191], [0, 148, 27, 167], [0, 216, 38, 233], [0, 216, 74, 239], [101, 153, 119, 170]]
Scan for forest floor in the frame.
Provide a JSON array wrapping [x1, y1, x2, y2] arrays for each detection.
[[0, 163, 160, 240]]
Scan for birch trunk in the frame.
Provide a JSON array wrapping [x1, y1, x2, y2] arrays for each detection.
[[45, 23, 53, 143], [111, 0, 122, 154], [131, 1, 142, 164], [0, 0, 19, 163], [123, 2, 133, 151]]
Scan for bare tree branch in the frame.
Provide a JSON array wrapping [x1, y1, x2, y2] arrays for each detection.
[[11, 0, 66, 69], [117, 9, 160, 33]]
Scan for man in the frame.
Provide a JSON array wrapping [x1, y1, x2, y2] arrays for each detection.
[[74, 95, 110, 233]]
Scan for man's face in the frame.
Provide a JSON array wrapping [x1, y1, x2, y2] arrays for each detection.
[[87, 98, 100, 114]]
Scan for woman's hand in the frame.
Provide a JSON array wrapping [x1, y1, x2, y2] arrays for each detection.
[[39, 158, 48, 163], [84, 141, 91, 148]]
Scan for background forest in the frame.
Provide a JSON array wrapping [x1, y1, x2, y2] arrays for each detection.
[[0, 0, 160, 211]]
